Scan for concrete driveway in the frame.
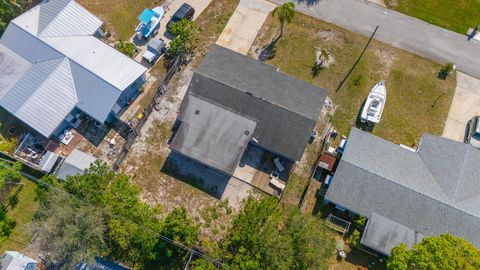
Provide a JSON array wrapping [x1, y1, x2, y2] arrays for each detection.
[[216, 0, 276, 54], [442, 72, 480, 142]]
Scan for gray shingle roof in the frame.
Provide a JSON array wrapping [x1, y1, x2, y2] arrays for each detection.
[[325, 128, 480, 250], [361, 213, 424, 255], [197, 45, 326, 121], [185, 45, 328, 161], [170, 95, 257, 175]]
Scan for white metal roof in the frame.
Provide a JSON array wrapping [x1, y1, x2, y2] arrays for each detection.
[[43, 35, 146, 90], [56, 149, 97, 180], [0, 0, 147, 137], [1, 251, 37, 270]]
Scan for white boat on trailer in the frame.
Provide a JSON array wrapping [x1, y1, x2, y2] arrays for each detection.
[[361, 80, 386, 124]]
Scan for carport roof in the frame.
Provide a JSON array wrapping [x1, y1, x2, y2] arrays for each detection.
[[170, 95, 257, 175]]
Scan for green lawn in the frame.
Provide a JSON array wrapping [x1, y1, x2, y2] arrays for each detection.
[[384, 0, 480, 34], [78, 0, 158, 41], [0, 179, 38, 253], [251, 12, 456, 147]]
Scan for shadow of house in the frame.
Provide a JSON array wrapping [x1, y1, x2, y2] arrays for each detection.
[[161, 151, 231, 199], [168, 45, 328, 193]]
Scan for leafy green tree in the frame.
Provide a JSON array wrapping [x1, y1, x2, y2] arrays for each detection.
[[0, 0, 21, 31], [273, 2, 295, 39], [282, 206, 335, 269], [0, 207, 14, 244], [166, 19, 199, 64], [45, 161, 162, 267], [104, 175, 162, 265], [0, 161, 21, 189], [65, 161, 113, 205], [35, 174, 61, 203], [34, 192, 106, 269], [224, 196, 334, 270], [148, 207, 199, 269], [387, 234, 480, 270]]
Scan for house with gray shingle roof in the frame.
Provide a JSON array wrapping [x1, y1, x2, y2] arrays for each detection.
[[325, 128, 480, 255], [170, 45, 328, 175], [0, 0, 147, 138]]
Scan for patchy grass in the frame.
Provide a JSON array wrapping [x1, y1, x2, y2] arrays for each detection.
[[0, 179, 38, 253], [385, 0, 480, 34], [78, 0, 160, 41], [251, 12, 456, 147], [193, 0, 240, 66]]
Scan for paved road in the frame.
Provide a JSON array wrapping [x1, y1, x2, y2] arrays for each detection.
[[268, 0, 480, 79]]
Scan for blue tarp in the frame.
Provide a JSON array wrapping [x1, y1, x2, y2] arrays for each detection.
[[139, 9, 155, 24]]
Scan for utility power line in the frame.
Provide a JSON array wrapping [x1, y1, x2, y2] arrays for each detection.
[[26, 172, 226, 269]]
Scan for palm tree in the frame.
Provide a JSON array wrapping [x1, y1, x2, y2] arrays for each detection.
[[318, 49, 330, 66], [273, 2, 295, 39], [0, 0, 22, 31]]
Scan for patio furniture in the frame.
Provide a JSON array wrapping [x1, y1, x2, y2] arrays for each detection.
[[60, 129, 76, 145], [269, 177, 286, 191], [273, 157, 285, 172]]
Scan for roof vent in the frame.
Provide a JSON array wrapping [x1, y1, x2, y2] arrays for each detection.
[[244, 131, 250, 136], [194, 110, 200, 115], [246, 92, 253, 96]]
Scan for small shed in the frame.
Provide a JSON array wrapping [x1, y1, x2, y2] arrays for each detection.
[[56, 149, 97, 181], [0, 251, 37, 270], [318, 153, 337, 172]]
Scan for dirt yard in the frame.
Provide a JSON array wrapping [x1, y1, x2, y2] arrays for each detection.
[[113, 0, 245, 242]]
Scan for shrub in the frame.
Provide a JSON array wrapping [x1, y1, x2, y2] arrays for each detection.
[[352, 74, 365, 87], [115, 40, 136, 58], [438, 63, 454, 80]]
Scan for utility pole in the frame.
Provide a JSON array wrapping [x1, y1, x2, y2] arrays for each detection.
[[184, 249, 195, 270]]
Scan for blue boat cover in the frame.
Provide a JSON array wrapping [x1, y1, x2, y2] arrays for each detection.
[[139, 9, 155, 24]]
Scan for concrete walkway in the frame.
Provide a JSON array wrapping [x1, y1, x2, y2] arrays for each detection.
[[268, 0, 480, 79], [442, 72, 480, 142], [216, 0, 276, 54]]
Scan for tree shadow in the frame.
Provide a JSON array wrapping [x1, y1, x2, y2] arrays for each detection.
[[258, 37, 280, 62]]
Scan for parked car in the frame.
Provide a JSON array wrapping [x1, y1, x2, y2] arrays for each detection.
[[142, 38, 166, 64], [166, 3, 195, 32], [466, 115, 480, 148]]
